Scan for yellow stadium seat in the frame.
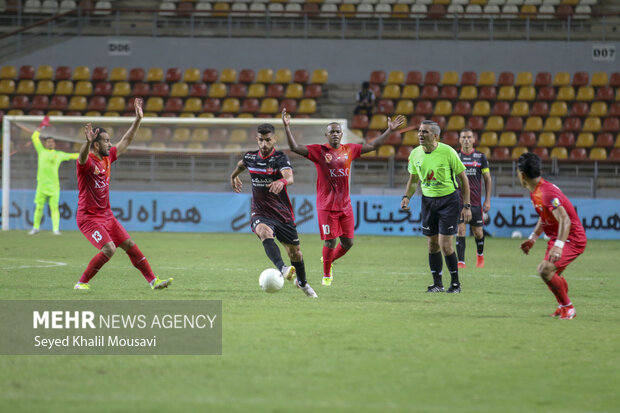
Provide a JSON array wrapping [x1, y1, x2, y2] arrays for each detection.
[[575, 86, 594, 101], [35, 65, 54, 80], [230, 129, 249, 143], [183, 68, 201, 83], [170, 82, 189, 97], [459, 86, 478, 100], [511, 101, 529, 116], [72, 66, 90, 81], [74, 81, 93, 96], [183, 98, 203, 113], [575, 132, 594, 147], [441, 71, 459, 86], [16, 80, 35, 95], [298, 99, 317, 114], [245, 84, 265, 99], [589, 147, 607, 160], [35, 80, 54, 95], [386, 71, 405, 85], [275, 69, 292, 84], [549, 101, 568, 117], [222, 98, 241, 113], [589, 102, 607, 117], [556, 86, 575, 101], [259, 98, 279, 114], [591, 72, 608, 87], [477, 146, 491, 158], [582, 118, 601, 133], [479, 132, 498, 147], [0, 66, 16, 79], [191, 129, 209, 142], [0, 95, 9, 110], [310, 69, 328, 84], [524, 116, 543, 132], [107, 97, 126, 112], [179, 113, 195, 118], [109, 67, 128, 82], [55, 80, 74, 95], [377, 145, 396, 157], [382, 85, 401, 99], [486, 116, 505, 132], [67, 96, 87, 111], [498, 132, 517, 146], [392, 4, 409, 18], [550, 147, 568, 159], [553, 72, 571, 86], [401, 85, 419, 99], [0, 79, 15, 94], [237, 113, 254, 119], [497, 86, 516, 101], [172, 128, 191, 142], [369, 114, 388, 130], [478, 71, 496, 86], [517, 86, 536, 101], [402, 131, 418, 146], [284, 83, 304, 99], [446, 116, 465, 131], [7, 109, 24, 116], [135, 128, 152, 142], [537, 132, 556, 147], [434, 100, 452, 116], [219, 68, 237, 84], [146, 68, 164, 82], [472, 100, 490, 116], [515, 72, 533, 86], [543, 116, 562, 132], [256, 69, 273, 84], [145, 97, 164, 112], [395, 100, 414, 115], [208, 83, 227, 98], [46, 110, 63, 116], [512, 146, 528, 159], [112, 82, 131, 96], [186, 143, 203, 150]]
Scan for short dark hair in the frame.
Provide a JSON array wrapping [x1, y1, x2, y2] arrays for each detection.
[[460, 128, 473, 135], [257, 123, 275, 135], [362, 81, 370, 88], [90, 126, 108, 149], [517, 152, 542, 179]]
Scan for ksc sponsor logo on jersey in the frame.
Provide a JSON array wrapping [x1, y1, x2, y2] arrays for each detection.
[[329, 168, 349, 177]]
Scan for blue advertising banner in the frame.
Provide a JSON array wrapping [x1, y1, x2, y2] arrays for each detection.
[[2, 190, 619, 239]]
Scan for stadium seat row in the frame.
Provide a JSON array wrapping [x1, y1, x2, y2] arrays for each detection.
[[2, 0, 112, 14], [0, 66, 328, 85]]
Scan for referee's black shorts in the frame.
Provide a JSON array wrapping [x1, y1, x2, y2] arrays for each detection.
[[421, 191, 460, 236]]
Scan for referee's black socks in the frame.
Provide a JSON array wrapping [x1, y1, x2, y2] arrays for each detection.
[[445, 252, 460, 285], [429, 252, 444, 287], [262, 238, 285, 270]]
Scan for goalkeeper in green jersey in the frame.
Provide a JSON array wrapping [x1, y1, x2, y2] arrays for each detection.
[[28, 116, 79, 235]]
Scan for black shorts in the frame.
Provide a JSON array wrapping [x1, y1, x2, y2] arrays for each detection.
[[251, 216, 300, 246], [458, 205, 483, 227], [421, 192, 460, 236]]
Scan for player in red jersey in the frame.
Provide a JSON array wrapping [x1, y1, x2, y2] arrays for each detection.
[[282, 109, 405, 286], [74, 97, 173, 290], [517, 153, 586, 319]]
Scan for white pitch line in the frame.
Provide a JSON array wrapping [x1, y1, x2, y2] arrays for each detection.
[[0, 258, 68, 270]]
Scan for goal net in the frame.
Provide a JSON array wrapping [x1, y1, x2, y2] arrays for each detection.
[[1, 115, 361, 230]]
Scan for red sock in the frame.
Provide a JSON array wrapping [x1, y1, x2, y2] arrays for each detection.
[[79, 252, 110, 284], [126, 244, 156, 283], [322, 245, 334, 276], [332, 244, 349, 262], [546, 274, 571, 306]]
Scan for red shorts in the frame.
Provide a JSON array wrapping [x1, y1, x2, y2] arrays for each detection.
[[77, 215, 130, 250], [317, 207, 355, 241], [544, 238, 586, 274]]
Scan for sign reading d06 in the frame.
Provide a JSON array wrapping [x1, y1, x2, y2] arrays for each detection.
[[108, 40, 132, 56]]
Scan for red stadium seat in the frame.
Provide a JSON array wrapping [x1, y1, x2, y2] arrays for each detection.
[[31, 95, 49, 110], [505, 117, 523, 132], [376, 99, 395, 115], [424, 71, 440, 85], [92, 67, 108, 81], [151, 82, 170, 97], [421, 85, 439, 100], [453, 101, 471, 116], [365, 130, 381, 142], [428, 4, 446, 18], [241, 99, 259, 113], [537, 87, 556, 101], [304, 84, 323, 98], [442, 131, 458, 147], [532, 147, 549, 159], [491, 101, 510, 116], [385, 132, 402, 146], [203, 98, 221, 113], [396, 146, 412, 160], [87, 96, 107, 112], [439, 86, 458, 100], [595, 87, 614, 102], [409, 115, 425, 129], [569, 102, 589, 117], [54, 66, 72, 80], [229, 83, 247, 98], [531, 101, 549, 116], [49, 95, 68, 111], [415, 100, 433, 115], [164, 98, 183, 113], [406, 71, 423, 85], [492, 147, 511, 160], [572, 71, 589, 87], [202, 69, 219, 83], [497, 72, 514, 86], [430, 116, 446, 131], [569, 147, 587, 160], [165, 68, 182, 83], [479, 86, 497, 100], [18, 65, 35, 80], [11, 95, 30, 110], [293, 70, 309, 84], [94, 82, 112, 96], [609, 148, 620, 160], [602, 117, 620, 132], [266, 84, 284, 98], [610, 103, 620, 117], [535, 72, 552, 87], [609, 72, 620, 87], [129, 68, 145, 82], [595, 133, 614, 147], [189, 83, 207, 97], [28, 109, 45, 116], [238, 69, 255, 84], [279, 99, 297, 114], [131, 82, 150, 96], [556, 5, 574, 18], [352, 114, 369, 129], [460, 71, 477, 86], [518, 132, 537, 147], [370, 71, 386, 85], [563, 117, 582, 132], [557, 132, 575, 147], [466, 116, 484, 131]]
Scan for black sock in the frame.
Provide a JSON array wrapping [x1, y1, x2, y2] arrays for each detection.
[[476, 236, 485, 255], [291, 260, 306, 286], [445, 252, 459, 285], [456, 236, 466, 262], [429, 252, 443, 287], [262, 239, 284, 270]]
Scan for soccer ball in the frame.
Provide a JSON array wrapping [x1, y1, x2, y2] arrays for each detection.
[[259, 268, 284, 293], [511, 230, 523, 239]]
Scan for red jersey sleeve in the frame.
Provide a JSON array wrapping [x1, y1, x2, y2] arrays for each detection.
[[305, 144, 322, 163], [109, 146, 118, 163], [541, 184, 564, 215]]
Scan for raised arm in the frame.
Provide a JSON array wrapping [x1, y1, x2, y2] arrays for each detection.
[[361, 115, 405, 154], [282, 109, 308, 157], [115, 97, 143, 156], [79, 123, 97, 165], [400, 173, 419, 211], [230, 159, 247, 193]]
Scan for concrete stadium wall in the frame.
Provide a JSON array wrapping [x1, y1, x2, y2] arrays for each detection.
[[6, 37, 619, 83]]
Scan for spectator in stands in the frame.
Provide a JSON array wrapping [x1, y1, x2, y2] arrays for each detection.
[[354, 81, 375, 116]]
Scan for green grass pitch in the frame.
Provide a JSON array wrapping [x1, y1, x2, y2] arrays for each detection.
[[1, 231, 619, 412]]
